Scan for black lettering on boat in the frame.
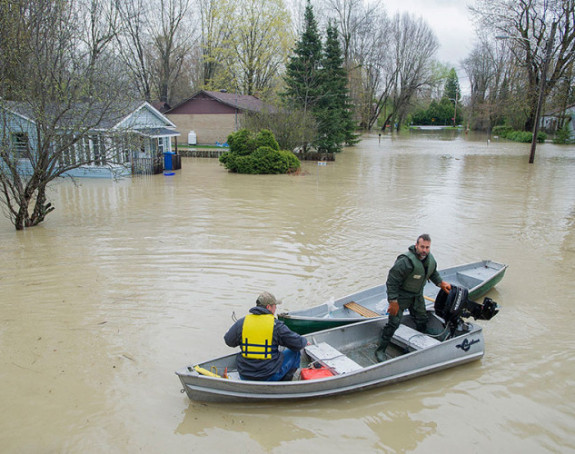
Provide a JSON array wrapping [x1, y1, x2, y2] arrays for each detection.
[[456, 338, 480, 352]]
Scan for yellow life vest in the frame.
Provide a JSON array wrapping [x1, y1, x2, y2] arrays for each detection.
[[241, 314, 276, 359]]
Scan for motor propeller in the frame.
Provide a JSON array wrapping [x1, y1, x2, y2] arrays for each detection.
[[465, 296, 499, 320]]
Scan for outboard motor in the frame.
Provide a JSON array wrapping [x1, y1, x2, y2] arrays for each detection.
[[435, 285, 499, 337], [435, 285, 469, 323]]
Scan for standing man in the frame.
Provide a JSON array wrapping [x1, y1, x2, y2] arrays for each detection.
[[224, 291, 307, 381], [376, 234, 452, 361]]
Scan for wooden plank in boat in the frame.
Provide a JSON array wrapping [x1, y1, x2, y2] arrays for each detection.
[[344, 301, 380, 318]]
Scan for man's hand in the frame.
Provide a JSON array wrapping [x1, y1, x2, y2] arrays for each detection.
[[387, 300, 399, 316], [439, 281, 452, 293]]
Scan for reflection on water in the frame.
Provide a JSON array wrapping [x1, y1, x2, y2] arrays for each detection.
[[1, 131, 575, 452]]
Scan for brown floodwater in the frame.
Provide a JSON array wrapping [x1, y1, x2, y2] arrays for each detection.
[[1, 131, 574, 453]]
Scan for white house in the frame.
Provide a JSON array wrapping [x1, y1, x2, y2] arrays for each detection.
[[541, 103, 575, 142], [0, 100, 181, 178]]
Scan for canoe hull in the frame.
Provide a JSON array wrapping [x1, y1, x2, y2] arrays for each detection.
[[279, 260, 507, 335]]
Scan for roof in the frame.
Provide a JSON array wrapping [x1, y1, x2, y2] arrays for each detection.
[[167, 90, 274, 114], [1, 100, 176, 132], [543, 103, 575, 117], [204, 90, 267, 112], [137, 127, 180, 138]]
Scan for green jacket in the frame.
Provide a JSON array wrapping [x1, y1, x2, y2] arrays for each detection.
[[386, 245, 442, 301]]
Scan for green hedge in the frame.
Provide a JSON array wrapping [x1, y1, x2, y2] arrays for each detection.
[[492, 125, 547, 143], [219, 129, 300, 174]]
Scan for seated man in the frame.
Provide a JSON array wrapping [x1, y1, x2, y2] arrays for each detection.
[[224, 291, 307, 381]]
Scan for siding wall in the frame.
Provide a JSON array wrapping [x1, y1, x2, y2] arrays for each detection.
[[167, 113, 243, 145], [120, 105, 172, 129], [0, 111, 38, 153]]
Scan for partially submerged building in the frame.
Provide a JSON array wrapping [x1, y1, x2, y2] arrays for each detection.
[[165, 90, 273, 145], [1, 100, 180, 178]]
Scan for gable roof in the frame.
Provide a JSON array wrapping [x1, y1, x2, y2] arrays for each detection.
[[1, 100, 176, 131], [543, 103, 575, 117], [114, 101, 177, 129], [167, 90, 274, 114]]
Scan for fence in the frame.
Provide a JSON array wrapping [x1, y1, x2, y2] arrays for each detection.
[[131, 157, 163, 175]]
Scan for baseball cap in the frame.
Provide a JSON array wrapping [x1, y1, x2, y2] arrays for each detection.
[[256, 291, 282, 306]]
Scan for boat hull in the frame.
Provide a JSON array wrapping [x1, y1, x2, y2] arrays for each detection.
[[279, 260, 507, 335], [176, 316, 485, 403]]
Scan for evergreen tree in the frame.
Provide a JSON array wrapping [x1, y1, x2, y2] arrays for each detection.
[[282, 0, 322, 114], [443, 68, 461, 102], [315, 21, 358, 152], [441, 68, 462, 125]]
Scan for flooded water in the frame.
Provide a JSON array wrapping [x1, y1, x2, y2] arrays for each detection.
[[1, 131, 574, 453]]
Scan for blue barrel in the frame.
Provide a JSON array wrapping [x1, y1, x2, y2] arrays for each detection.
[[163, 151, 175, 170]]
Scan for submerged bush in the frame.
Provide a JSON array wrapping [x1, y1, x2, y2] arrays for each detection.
[[553, 124, 572, 144], [492, 125, 546, 143], [219, 129, 300, 174]]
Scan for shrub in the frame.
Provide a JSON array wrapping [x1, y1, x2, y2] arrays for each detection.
[[219, 129, 300, 174], [507, 130, 533, 143], [492, 125, 546, 143], [492, 125, 513, 137], [553, 124, 572, 144], [227, 129, 256, 156], [255, 129, 280, 151]]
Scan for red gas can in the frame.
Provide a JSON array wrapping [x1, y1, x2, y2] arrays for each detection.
[[300, 367, 334, 380]]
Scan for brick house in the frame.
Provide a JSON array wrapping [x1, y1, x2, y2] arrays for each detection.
[[165, 90, 273, 145]]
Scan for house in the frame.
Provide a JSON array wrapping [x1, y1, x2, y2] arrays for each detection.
[[165, 90, 273, 145], [541, 103, 575, 141], [0, 100, 180, 178]]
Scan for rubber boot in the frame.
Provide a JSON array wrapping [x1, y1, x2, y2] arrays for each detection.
[[416, 322, 427, 333], [425, 325, 443, 336], [375, 341, 388, 362], [418, 322, 442, 336]]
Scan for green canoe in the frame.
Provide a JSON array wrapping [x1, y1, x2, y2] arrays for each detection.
[[278, 260, 507, 335]]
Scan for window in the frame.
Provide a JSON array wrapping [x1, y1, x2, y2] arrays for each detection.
[[149, 137, 158, 156], [11, 133, 29, 156], [57, 134, 77, 167], [91, 135, 106, 165]]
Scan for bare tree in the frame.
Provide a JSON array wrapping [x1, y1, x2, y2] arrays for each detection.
[[0, 0, 133, 230], [383, 12, 438, 131], [319, 0, 388, 130], [242, 106, 317, 151], [470, 0, 575, 131], [115, 0, 154, 101], [463, 38, 513, 131], [149, 0, 194, 103], [320, 0, 381, 66], [78, 0, 121, 71]]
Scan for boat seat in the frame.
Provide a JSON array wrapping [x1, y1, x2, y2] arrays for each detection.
[[305, 342, 363, 375], [392, 324, 441, 351], [343, 301, 380, 318], [455, 271, 482, 288]]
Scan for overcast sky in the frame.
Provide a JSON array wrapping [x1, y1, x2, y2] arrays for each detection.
[[384, 0, 477, 94]]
